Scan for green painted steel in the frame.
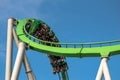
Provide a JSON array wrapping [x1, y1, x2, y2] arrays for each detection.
[[62, 72, 67, 80], [16, 18, 120, 58], [28, 19, 39, 35], [15, 18, 120, 80]]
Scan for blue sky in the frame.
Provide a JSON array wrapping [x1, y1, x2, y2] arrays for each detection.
[[0, 0, 120, 80]]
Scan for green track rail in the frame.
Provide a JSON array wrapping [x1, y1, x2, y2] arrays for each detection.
[[16, 18, 120, 58], [15, 18, 120, 80]]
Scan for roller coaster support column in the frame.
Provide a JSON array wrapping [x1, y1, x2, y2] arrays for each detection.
[[23, 54, 36, 80], [5, 18, 15, 80], [102, 58, 111, 80], [96, 57, 111, 80], [96, 58, 103, 80], [62, 71, 69, 80], [13, 27, 36, 80], [11, 42, 26, 80]]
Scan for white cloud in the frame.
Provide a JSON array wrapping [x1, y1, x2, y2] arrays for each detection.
[[0, 0, 47, 59], [0, 0, 44, 19], [0, 0, 68, 20]]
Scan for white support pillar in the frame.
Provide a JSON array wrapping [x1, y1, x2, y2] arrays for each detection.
[[13, 28, 36, 80], [96, 57, 111, 80], [96, 59, 103, 80], [23, 54, 36, 80], [12, 28, 19, 47], [102, 58, 111, 80], [11, 42, 26, 80], [5, 18, 14, 80]]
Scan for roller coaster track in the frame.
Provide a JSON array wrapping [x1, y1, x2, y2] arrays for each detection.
[[16, 18, 120, 58], [16, 18, 120, 80]]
